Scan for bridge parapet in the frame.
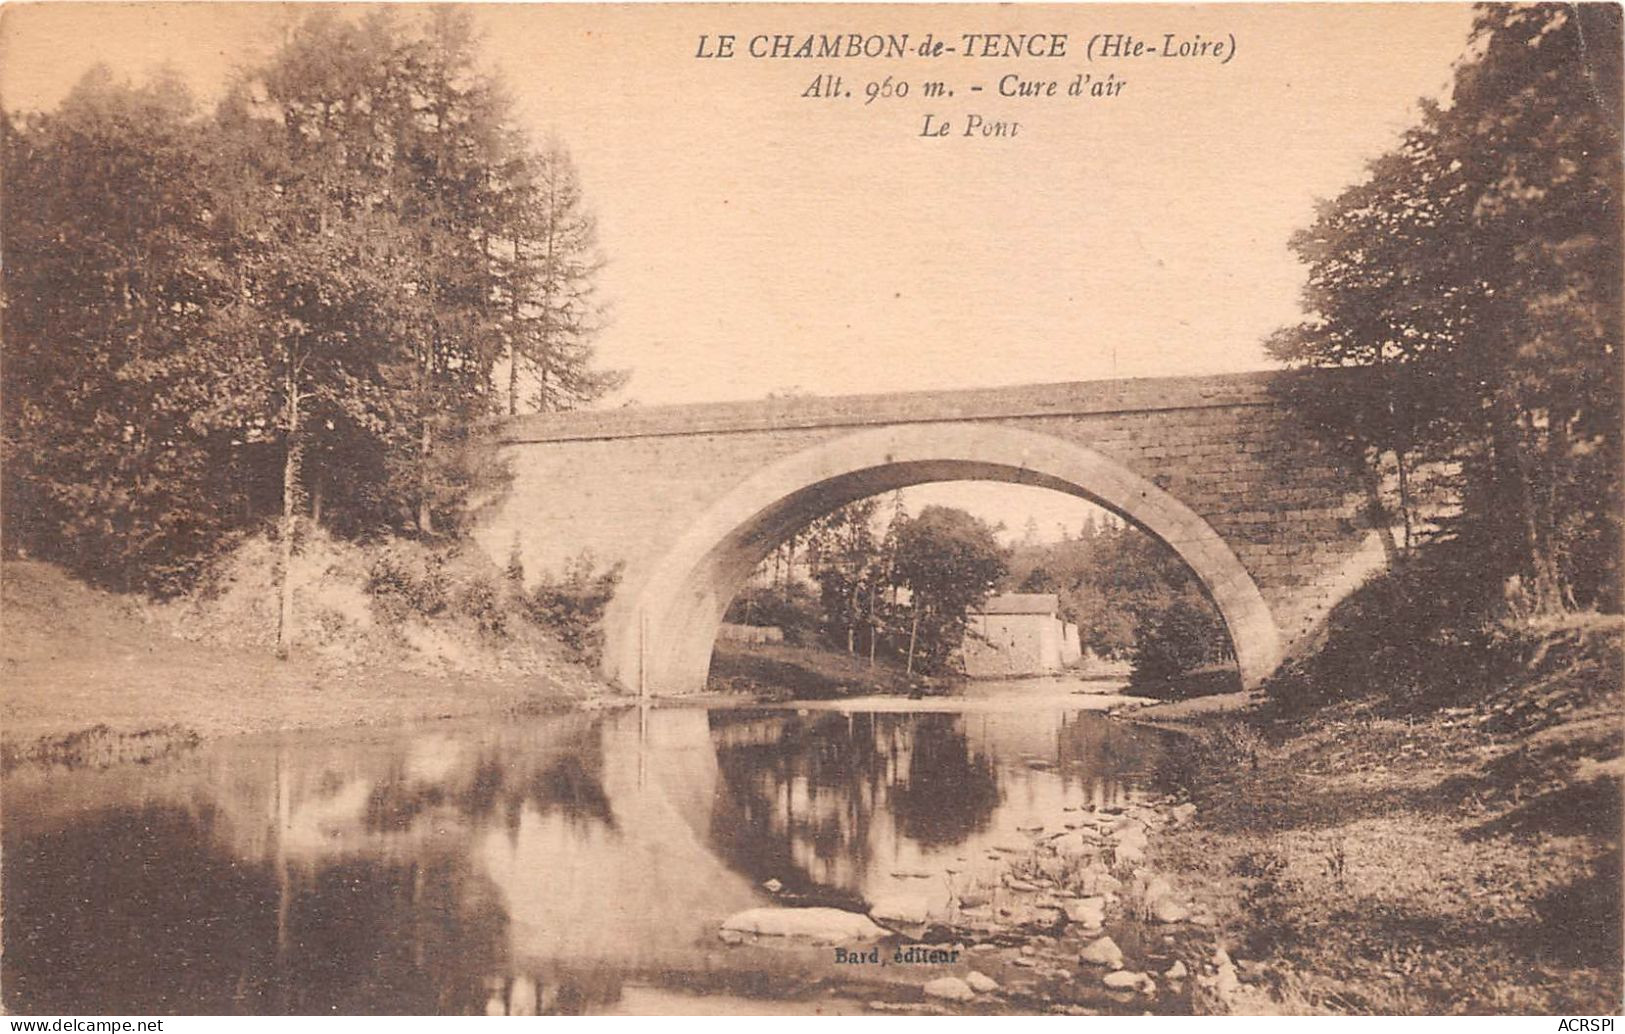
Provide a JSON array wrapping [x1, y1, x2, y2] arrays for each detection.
[[498, 370, 1340, 444]]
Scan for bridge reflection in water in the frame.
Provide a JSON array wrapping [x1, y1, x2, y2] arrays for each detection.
[[2, 699, 1172, 1015]]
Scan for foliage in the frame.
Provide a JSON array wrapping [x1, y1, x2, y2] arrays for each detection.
[[723, 582, 821, 645], [891, 505, 1009, 673], [500, 140, 627, 415], [802, 496, 883, 652], [1, 9, 623, 645], [1130, 596, 1233, 690], [1268, 3, 1623, 614], [522, 554, 623, 664], [1264, 543, 1530, 711], [732, 497, 1007, 675], [1, 72, 248, 594], [1006, 514, 1234, 682]]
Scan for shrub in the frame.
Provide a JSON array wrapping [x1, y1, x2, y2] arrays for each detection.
[[724, 582, 821, 645], [366, 543, 451, 623], [524, 554, 622, 664], [1265, 543, 1527, 711], [1129, 594, 1236, 697], [456, 572, 507, 637]]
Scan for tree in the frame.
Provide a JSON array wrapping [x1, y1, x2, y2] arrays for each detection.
[[804, 497, 882, 654], [1270, 3, 1622, 612], [224, 12, 430, 651], [1, 8, 627, 653], [1, 69, 248, 593], [891, 505, 1008, 674], [499, 141, 625, 415]]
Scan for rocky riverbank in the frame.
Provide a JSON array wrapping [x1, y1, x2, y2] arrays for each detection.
[[712, 793, 1273, 1015], [708, 612, 1623, 1017]]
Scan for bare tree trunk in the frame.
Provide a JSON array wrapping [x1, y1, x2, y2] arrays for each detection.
[[868, 579, 878, 669], [906, 602, 921, 676], [1360, 453, 1400, 565], [417, 415, 435, 536], [1546, 405, 1577, 608], [509, 237, 524, 416], [1495, 395, 1560, 612], [1395, 446, 1413, 552], [783, 537, 795, 606], [276, 374, 302, 660], [310, 472, 323, 528], [508, 343, 520, 417]]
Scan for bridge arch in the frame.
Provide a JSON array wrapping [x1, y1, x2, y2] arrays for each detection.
[[601, 423, 1285, 695]]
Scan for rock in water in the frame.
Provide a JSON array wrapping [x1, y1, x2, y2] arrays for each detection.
[[1150, 896, 1191, 923], [1065, 897, 1107, 927], [719, 907, 888, 944], [1051, 832, 1091, 858], [1112, 827, 1149, 865], [869, 895, 932, 926], [923, 976, 976, 1002], [1079, 935, 1124, 969], [966, 971, 999, 994]]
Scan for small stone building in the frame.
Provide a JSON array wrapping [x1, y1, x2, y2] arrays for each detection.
[[962, 593, 1083, 677]]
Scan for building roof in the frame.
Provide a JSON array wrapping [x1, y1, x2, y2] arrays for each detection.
[[975, 593, 1059, 616]]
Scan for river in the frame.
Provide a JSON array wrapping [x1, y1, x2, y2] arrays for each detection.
[[2, 677, 1189, 1015]]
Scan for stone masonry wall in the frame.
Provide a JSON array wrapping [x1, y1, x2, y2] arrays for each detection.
[[473, 371, 1384, 669]]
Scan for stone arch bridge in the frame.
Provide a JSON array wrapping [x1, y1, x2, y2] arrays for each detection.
[[475, 371, 1390, 695]]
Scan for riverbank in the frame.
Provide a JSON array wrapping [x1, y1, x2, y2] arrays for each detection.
[[706, 640, 920, 699], [1, 558, 616, 769], [776, 615, 1622, 1015], [712, 612, 1620, 1016], [707, 788, 1244, 1016], [1137, 616, 1623, 1014]]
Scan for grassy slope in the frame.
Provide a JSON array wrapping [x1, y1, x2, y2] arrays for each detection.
[[706, 639, 918, 699], [1, 558, 612, 766], [1148, 617, 1622, 1014]]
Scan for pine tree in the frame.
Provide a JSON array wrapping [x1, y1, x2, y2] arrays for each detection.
[[499, 141, 625, 415]]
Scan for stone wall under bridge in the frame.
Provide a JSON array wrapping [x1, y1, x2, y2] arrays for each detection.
[[473, 370, 1391, 695]]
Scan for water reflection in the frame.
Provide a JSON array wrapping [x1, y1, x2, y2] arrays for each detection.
[[3, 700, 1170, 1014]]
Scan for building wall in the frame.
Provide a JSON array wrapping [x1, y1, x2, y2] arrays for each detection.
[[964, 612, 1069, 677]]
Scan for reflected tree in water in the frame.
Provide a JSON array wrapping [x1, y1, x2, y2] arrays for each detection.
[[1, 805, 513, 1014], [364, 720, 617, 836], [706, 710, 1001, 897], [708, 711, 892, 904], [278, 855, 510, 1014], [890, 715, 1002, 846]]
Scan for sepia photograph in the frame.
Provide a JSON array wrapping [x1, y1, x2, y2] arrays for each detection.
[[0, 0, 1620, 1019]]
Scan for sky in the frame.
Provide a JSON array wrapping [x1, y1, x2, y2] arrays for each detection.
[[0, 2, 1477, 541]]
